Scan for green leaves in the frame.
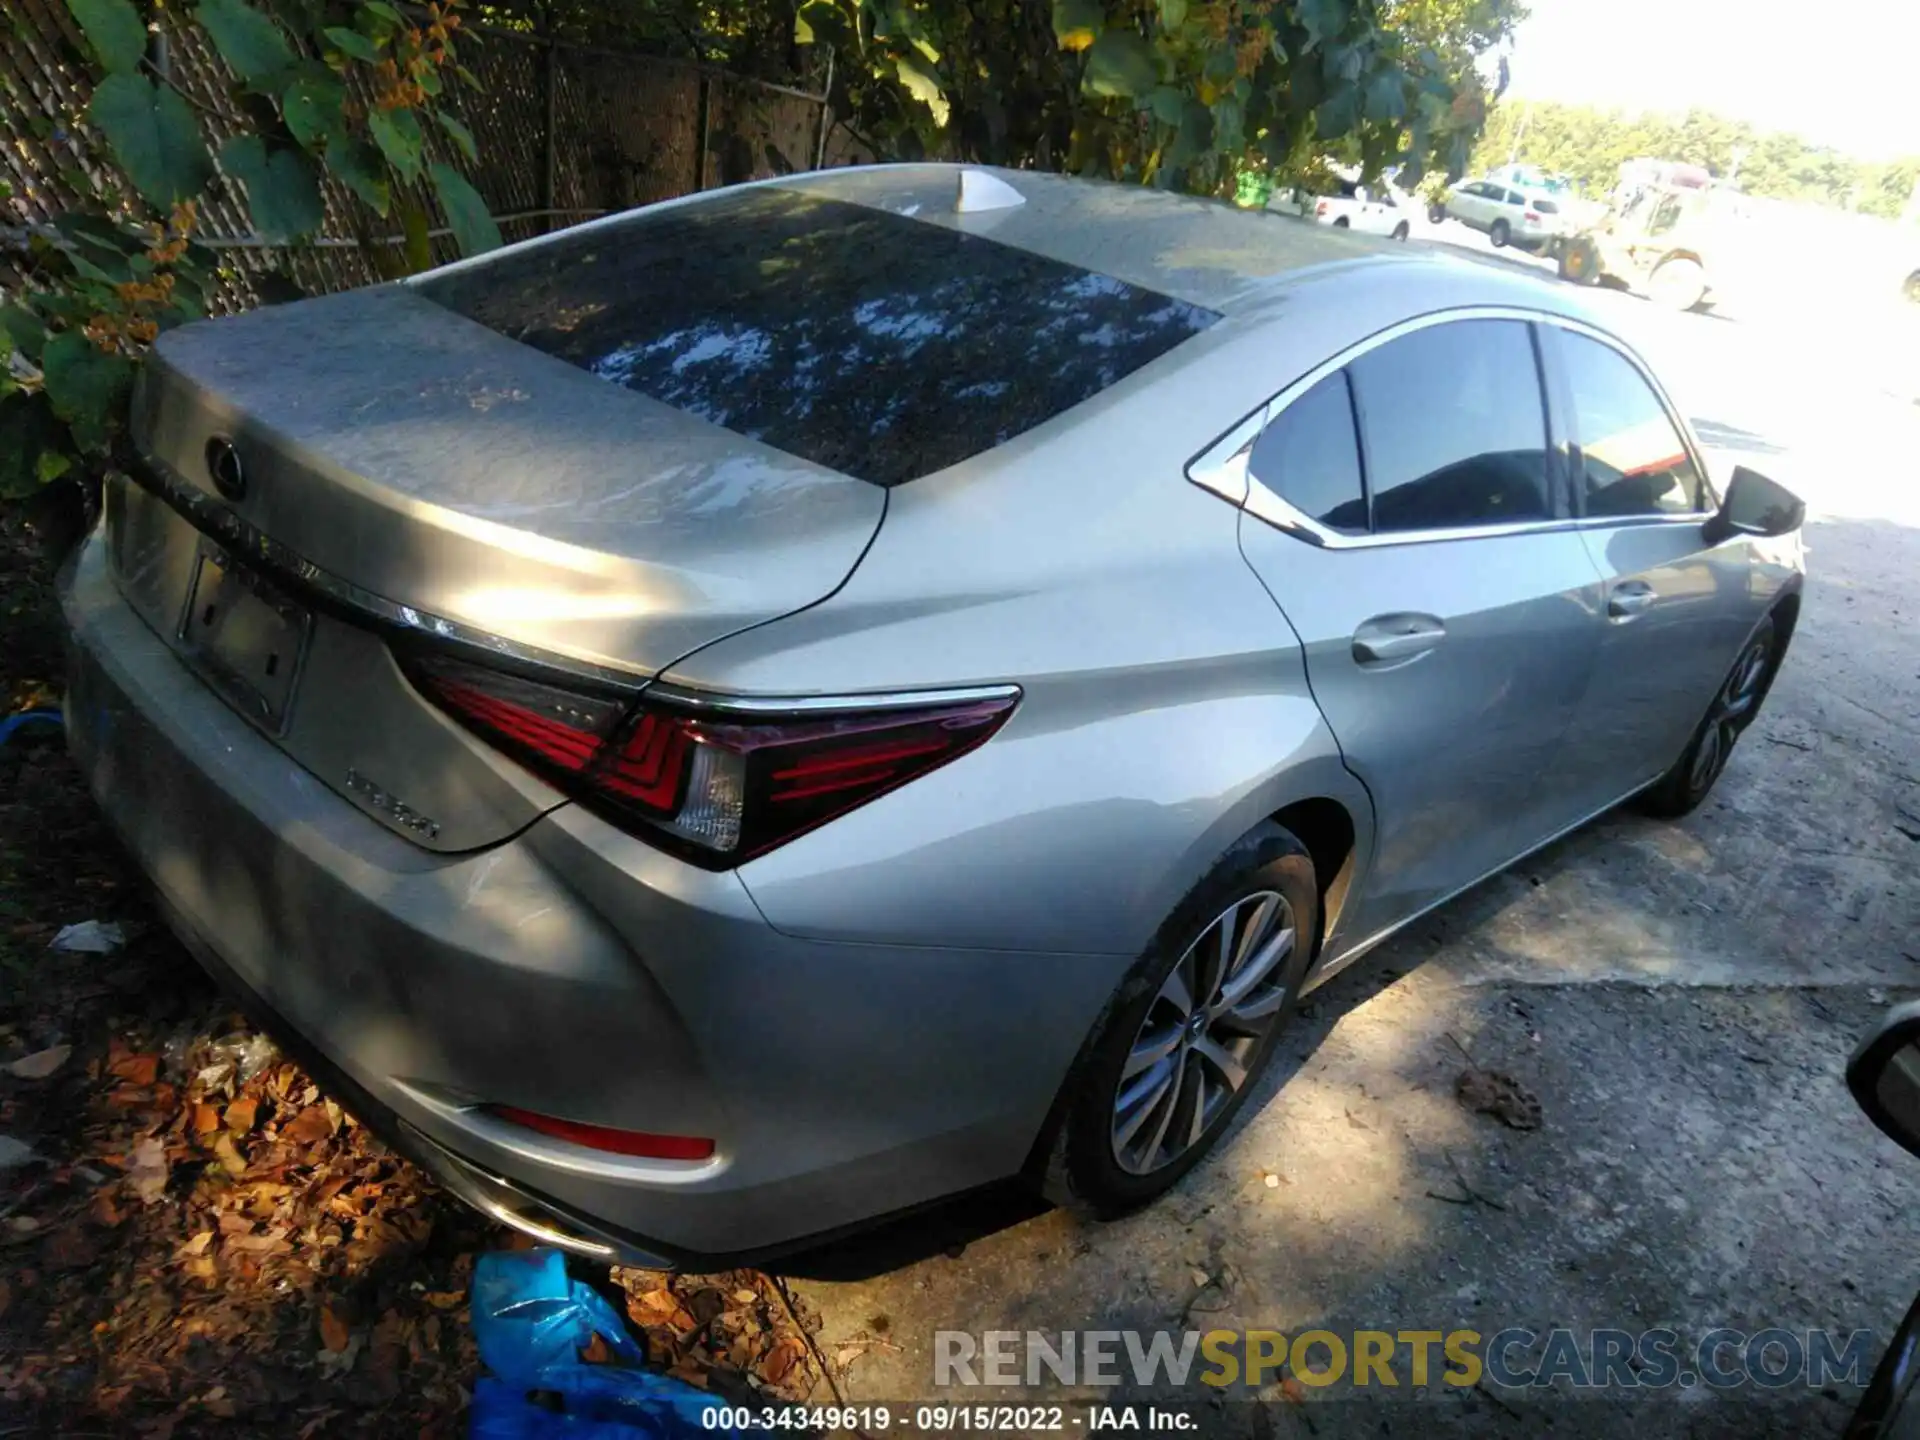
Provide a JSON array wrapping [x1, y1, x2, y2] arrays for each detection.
[[429, 163, 500, 258], [1298, 0, 1346, 52], [219, 135, 324, 242], [1052, 0, 1104, 51], [794, 0, 850, 46], [893, 53, 949, 127], [282, 73, 346, 149], [1082, 30, 1158, 98], [434, 111, 478, 165], [323, 26, 382, 63], [0, 393, 66, 500], [323, 136, 390, 215], [369, 106, 425, 182], [87, 74, 213, 206], [42, 332, 133, 451], [65, 0, 147, 76], [196, 0, 296, 88]]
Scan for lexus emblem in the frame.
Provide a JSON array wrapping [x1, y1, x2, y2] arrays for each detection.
[[206, 437, 247, 502]]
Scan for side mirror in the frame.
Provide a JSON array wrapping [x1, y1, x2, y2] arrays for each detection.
[[1847, 1002, 1920, 1159], [1703, 465, 1805, 544]]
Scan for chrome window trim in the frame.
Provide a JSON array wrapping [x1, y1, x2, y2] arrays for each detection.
[[1192, 304, 1719, 549]]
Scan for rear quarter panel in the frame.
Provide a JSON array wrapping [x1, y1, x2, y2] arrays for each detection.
[[664, 308, 1379, 960]]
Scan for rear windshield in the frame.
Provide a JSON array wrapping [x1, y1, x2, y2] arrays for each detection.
[[1533, 198, 1560, 214], [415, 187, 1220, 487]]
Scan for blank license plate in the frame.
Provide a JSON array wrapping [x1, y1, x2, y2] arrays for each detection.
[[179, 547, 312, 733]]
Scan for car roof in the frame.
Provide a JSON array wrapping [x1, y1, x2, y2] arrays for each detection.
[[776, 163, 1416, 313], [779, 164, 1600, 328]]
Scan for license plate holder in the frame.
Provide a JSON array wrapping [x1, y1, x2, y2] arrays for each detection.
[[179, 545, 313, 735]]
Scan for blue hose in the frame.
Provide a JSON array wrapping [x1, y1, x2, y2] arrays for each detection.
[[0, 709, 63, 749]]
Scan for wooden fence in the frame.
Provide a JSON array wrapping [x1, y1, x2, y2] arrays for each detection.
[[1, 0, 867, 307]]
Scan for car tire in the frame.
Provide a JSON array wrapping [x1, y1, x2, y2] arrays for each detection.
[[1392, 221, 1410, 241], [1648, 256, 1709, 311], [1044, 823, 1320, 1218], [1332, 216, 1350, 229], [1558, 236, 1600, 284], [1637, 616, 1781, 819], [1427, 203, 1447, 224], [1489, 219, 1511, 248]]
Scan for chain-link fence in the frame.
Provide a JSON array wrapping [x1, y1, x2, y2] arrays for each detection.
[[1, 0, 869, 308]]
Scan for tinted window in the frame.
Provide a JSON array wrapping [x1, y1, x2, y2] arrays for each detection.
[[1562, 332, 1704, 516], [416, 189, 1219, 487], [1348, 320, 1551, 533], [1247, 372, 1367, 533], [1533, 198, 1559, 215]]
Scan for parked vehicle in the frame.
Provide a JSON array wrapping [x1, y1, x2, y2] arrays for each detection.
[[1843, 1004, 1920, 1438], [1553, 159, 1725, 311], [1269, 174, 1413, 239], [1432, 177, 1567, 248], [61, 164, 1806, 1267]]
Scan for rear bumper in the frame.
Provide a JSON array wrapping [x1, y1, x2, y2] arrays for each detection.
[[60, 534, 1120, 1263]]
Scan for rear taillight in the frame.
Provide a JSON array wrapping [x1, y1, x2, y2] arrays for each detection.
[[1315, 199, 1329, 216], [401, 653, 1017, 866], [1524, 211, 1541, 222]]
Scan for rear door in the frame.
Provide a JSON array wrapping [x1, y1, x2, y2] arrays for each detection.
[[1541, 324, 1758, 810], [1236, 316, 1607, 945]]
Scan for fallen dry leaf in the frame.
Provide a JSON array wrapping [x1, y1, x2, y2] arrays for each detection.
[[320, 1305, 350, 1353], [212, 1133, 249, 1179], [284, 1106, 332, 1145], [127, 1137, 168, 1206], [761, 1336, 806, 1386], [225, 1095, 258, 1134], [109, 1052, 159, 1087], [8, 1044, 72, 1080], [732, 1288, 758, 1305], [180, 1230, 214, 1256], [1282, 1375, 1306, 1403], [422, 1290, 465, 1310], [192, 1102, 220, 1134], [1455, 1067, 1543, 1130], [581, 1333, 613, 1365]]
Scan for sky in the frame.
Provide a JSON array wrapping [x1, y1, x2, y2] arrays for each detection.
[[1502, 0, 1920, 161]]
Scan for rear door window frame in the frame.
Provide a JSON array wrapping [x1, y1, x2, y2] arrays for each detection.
[[1191, 307, 1582, 549]]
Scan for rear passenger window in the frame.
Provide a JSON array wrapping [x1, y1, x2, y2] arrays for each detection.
[[1247, 372, 1367, 533], [1561, 333, 1704, 516], [1348, 320, 1552, 534]]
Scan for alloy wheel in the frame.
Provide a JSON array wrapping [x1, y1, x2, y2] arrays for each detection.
[[1110, 891, 1296, 1176], [1689, 633, 1772, 795]]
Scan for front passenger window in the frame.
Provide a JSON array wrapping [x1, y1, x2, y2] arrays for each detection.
[[1561, 332, 1704, 517], [1347, 319, 1552, 534]]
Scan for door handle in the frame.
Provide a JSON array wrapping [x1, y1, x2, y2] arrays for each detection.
[[1352, 615, 1446, 665], [1607, 582, 1657, 620]]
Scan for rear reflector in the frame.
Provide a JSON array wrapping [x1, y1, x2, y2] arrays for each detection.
[[493, 1106, 715, 1161], [399, 651, 1017, 867]]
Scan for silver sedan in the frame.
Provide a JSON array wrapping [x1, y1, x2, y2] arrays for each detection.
[[61, 164, 1805, 1266]]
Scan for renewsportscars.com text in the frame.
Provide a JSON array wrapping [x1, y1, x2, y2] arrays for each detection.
[[934, 1327, 1874, 1391]]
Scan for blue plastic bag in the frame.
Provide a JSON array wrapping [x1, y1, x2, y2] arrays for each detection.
[[469, 1248, 732, 1438]]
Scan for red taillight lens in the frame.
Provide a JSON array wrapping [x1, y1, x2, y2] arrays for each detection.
[[492, 1106, 714, 1161], [400, 652, 1017, 867], [1524, 211, 1541, 222], [405, 654, 626, 774], [1315, 199, 1329, 215]]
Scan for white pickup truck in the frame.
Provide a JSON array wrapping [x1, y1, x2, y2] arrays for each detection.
[[1268, 176, 1413, 240]]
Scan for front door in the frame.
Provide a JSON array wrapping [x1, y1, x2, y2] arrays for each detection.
[[1542, 326, 1759, 811], [1236, 316, 1607, 949]]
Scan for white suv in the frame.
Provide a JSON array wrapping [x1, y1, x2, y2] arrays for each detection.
[[1435, 179, 1564, 249]]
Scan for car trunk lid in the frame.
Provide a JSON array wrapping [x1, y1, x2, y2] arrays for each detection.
[[114, 284, 884, 851]]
